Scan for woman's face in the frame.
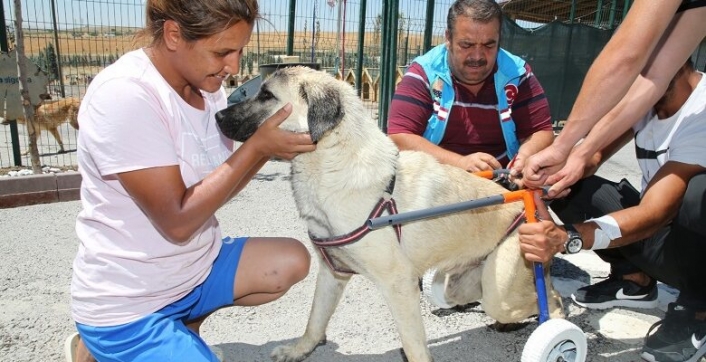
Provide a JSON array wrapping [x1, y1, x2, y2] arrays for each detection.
[[172, 20, 254, 93]]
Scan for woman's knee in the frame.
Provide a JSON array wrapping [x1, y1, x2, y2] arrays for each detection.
[[279, 238, 311, 285]]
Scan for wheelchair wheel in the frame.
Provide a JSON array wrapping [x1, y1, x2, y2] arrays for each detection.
[[421, 268, 456, 309], [521, 318, 587, 362]]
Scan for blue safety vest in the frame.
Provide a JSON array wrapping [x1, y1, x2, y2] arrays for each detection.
[[414, 44, 526, 160]]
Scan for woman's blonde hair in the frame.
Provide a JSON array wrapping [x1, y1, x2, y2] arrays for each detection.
[[136, 0, 259, 46]]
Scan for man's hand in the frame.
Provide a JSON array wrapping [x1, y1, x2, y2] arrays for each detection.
[[543, 152, 590, 198], [519, 193, 568, 263], [457, 152, 502, 172], [521, 145, 568, 189]]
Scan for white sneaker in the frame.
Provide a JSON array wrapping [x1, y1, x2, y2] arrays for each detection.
[[64, 333, 79, 362]]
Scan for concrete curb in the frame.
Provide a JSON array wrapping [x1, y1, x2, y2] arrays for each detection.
[[0, 172, 81, 208]]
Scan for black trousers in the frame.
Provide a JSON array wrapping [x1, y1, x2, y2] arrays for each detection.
[[551, 174, 706, 310]]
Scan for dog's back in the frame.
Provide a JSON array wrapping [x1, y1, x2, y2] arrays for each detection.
[[1, 96, 81, 153], [35, 97, 81, 130]]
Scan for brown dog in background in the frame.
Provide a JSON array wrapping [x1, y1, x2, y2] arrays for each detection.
[[1, 96, 81, 154]]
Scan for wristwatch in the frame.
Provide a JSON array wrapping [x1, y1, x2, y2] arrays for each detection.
[[562, 224, 583, 254]]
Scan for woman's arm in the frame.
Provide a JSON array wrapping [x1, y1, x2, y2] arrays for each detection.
[[117, 104, 315, 244]]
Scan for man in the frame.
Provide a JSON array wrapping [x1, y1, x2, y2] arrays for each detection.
[[522, 1, 706, 198], [518, 59, 706, 362], [387, 0, 554, 182]]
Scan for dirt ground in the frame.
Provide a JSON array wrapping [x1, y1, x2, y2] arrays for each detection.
[[1, 140, 697, 362]]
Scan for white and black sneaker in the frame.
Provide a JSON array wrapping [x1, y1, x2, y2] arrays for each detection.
[[641, 303, 706, 362], [571, 275, 658, 310]]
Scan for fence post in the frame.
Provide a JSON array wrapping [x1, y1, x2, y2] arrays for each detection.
[[0, 2, 23, 167], [286, 0, 296, 56], [423, 0, 435, 53], [50, 0, 66, 98], [608, 0, 618, 29], [594, 0, 603, 27], [378, 0, 399, 132], [355, 0, 367, 96]]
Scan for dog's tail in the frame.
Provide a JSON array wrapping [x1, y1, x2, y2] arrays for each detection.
[[68, 98, 80, 130]]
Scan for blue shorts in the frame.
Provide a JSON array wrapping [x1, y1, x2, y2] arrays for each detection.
[[76, 236, 248, 362]]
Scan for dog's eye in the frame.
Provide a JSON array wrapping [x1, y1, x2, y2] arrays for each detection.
[[258, 89, 275, 101]]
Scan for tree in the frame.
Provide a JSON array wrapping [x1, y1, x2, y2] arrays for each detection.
[[37, 43, 59, 81]]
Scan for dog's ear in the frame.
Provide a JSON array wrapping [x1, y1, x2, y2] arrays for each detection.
[[300, 82, 344, 142]]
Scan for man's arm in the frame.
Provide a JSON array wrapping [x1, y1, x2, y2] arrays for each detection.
[[581, 129, 634, 178], [510, 66, 554, 177], [520, 162, 706, 262], [389, 133, 469, 166], [550, 0, 683, 154], [387, 64, 502, 171], [576, 162, 705, 249], [525, 6, 706, 194]]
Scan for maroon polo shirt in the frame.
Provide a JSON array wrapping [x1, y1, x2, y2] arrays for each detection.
[[387, 61, 552, 166]]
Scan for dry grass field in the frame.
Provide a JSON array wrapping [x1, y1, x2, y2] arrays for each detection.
[[21, 30, 442, 58]]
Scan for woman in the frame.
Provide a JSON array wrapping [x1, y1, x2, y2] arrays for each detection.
[[66, 1, 315, 361]]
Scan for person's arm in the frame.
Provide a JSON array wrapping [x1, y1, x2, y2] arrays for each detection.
[[519, 161, 706, 262], [551, 0, 683, 153], [117, 105, 315, 244], [387, 64, 502, 170], [567, 7, 706, 158], [522, 1, 706, 190], [508, 66, 555, 178], [581, 128, 634, 178], [389, 132, 476, 166], [510, 130, 554, 183]]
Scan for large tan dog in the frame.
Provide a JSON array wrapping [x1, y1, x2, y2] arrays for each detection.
[[215, 67, 563, 362], [1, 97, 80, 153]]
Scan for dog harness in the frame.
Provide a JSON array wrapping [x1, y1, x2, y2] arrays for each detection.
[[413, 44, 527, 160], [309, 175, 401, 276]]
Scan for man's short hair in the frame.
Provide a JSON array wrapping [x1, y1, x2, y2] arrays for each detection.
[[447, 0, 503, 38]]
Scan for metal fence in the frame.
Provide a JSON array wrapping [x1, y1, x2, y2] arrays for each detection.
[[1, 0, 704, 170]]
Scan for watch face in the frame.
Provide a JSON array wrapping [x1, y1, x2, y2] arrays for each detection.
[[567, 238, 582, 253]]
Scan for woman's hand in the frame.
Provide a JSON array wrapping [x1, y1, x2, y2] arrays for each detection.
[[248, 103, 316, 160]]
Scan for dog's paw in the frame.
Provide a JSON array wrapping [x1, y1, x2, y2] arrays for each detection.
[[271, 345, 307, 362], [488, 320, 530, 332], [271, 339, 325, 362]]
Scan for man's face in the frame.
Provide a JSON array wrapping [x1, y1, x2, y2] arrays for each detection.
[[446, 16, 500, 86]]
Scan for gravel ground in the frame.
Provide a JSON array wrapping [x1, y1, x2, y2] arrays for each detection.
[[0, 140, 686, 362]]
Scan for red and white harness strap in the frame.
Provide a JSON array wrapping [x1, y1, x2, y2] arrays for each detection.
[[309, 176, 401, 275]]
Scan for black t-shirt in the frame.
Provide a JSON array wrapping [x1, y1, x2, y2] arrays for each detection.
[[678, 0, 706, 12]]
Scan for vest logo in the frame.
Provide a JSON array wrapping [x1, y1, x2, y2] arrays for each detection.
[[505, 84, 518, 105]]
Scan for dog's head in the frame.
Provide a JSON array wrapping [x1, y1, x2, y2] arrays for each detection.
[[216, 66, 347, 143]]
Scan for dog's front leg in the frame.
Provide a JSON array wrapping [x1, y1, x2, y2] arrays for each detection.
[[369, 270, 433, 362], [271, 255, 351, 362]]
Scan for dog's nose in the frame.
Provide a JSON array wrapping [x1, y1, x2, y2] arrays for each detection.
[[214, 110, 226, 125]]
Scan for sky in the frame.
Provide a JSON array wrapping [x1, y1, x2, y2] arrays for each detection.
[[1, 0, 454, 34], [1, 0, 536, 42]]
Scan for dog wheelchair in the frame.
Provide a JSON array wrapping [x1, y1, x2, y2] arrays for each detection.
[[367, 169, 588, 362]]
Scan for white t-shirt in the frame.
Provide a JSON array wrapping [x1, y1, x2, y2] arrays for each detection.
[[71, 49, 234, 326], [633, 72, 706, 192]]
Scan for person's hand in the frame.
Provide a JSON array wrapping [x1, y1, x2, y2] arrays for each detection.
[[458, 152, 502, 172], [518, 194, 568, 263], [543, 151, 590, 198], [508, 152, 528, 188], [521, 145, 568, 189], [249, 103, 316, 160]]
